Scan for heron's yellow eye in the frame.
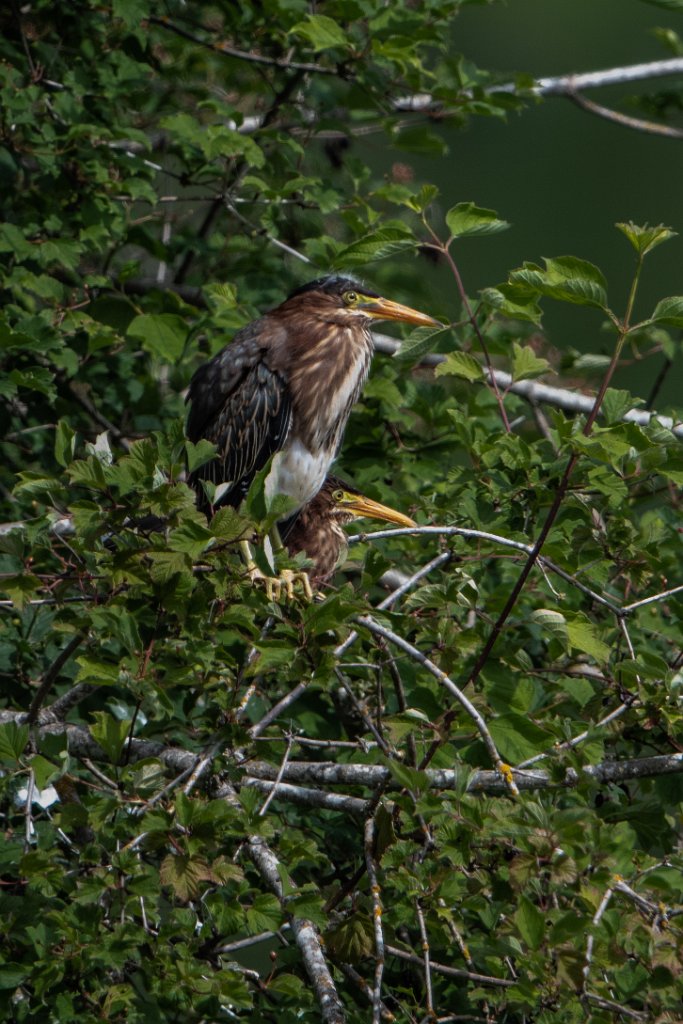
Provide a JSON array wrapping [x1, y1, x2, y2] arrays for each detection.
[[331, 488, 345, 502], [342, 290, 358, 306]]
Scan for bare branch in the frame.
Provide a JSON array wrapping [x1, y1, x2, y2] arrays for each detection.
[[356, 614, 514, 788], [385, 944, 514, 988], [27, 632, 86, 724], [148, 14, 337, 75], [364, 817, 385, 1024], [569, 89, 683, 139], [372, 334, 683, 439]]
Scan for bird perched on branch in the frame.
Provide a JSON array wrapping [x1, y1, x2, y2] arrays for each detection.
[[186, 275, 439, 517], [286, 476, 415, 587]]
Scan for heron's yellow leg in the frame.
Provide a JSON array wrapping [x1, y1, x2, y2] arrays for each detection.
[[239, 539, 312, 601]]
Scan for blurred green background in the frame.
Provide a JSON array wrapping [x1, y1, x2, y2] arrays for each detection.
[[370, 0, 683, 405]]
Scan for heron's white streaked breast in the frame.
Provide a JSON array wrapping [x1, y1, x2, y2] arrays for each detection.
[[266, 441, 330, 513]]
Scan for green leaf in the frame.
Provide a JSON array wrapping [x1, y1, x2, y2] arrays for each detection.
[[160, 853, 214, 901], [0, 573, 41, 609], [509, 256, 609, 310], [445, 202, 510, 239], [393, 326, 450, 364], [0, 965, 29, 990], [127, 313, 188, 361], [290, 14, 349, 51], [54, 419, 76, 468], [601, 388, 638, 426], [0, 721, 29, 764], [210, 505, 250, 542], [616, 221, 676, 256], [245, 893, 283, 933], [434, 351, 484, 382], [479, 285, 543, 325], [511, 342, 550, 381], [30, 753, 60, 789], [566, 616, 611, 663], [185, 438, 217, 474], [89, 711, 131, 763], [488, 712, 551, 762], [324, 914, 374, 961], [650, 295, 683, 328], [385, 758, 430, 793], [334, 227, 417, 269], [530, 608, 568, 646], [514, 895, 545, 950]]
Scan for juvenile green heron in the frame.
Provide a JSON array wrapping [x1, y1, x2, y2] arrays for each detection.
[[286, 476, 416, 587], [186, 275, 439, 516]]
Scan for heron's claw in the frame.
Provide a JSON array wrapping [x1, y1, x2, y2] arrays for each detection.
[[246, 564, 313, 602]]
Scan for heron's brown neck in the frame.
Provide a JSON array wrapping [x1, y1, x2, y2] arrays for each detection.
[[273, 308, 374, 452]]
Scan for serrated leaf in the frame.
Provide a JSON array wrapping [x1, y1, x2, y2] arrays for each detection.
[[245, 893, 283, 933], [385, 758, 430, 793], [511, 342, 550, 381], [393, 325, 450, 364], [0, 573, 41, 609], [0, 722, 29, 764], [514, 895, 545, 950], [601, 388, 638, 426], [616, 220, 676, 256], [530, 608, 568, 645], [509, 256, 609, 310], [566, 617, 611, 662], [324, 914, 374, 962], [334, 227, 417, 269], [147, 550, 193, 584], [480, 286, 543, 325], [290, 13, 349, 51], [89, 711, 131, 763], [650, 295, 683, 328], [30, 753, 60, 789], [210, 505, 251, 542], [434, 351, 484, 382], [160, 853, 213, 901], [488, 712, 552, 762], [446, 202, 510, 239], [185, 438, 217, 474], [54, 420, 76, 468], [127, 313, 187, 361]]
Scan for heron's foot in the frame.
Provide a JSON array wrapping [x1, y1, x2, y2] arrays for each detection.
[[246, 564, 313, 602]]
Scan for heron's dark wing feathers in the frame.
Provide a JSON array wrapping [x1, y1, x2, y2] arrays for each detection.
[[186, 327, 291, 509]]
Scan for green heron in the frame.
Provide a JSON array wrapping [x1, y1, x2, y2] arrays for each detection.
[[285, 475, 416, 588], [186, 274, 437, 595], [186, 275, 439, 516]]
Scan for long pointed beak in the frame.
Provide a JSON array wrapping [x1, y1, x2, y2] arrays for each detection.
[[342, 494, 416, 528], [362, 296, 442, 328]]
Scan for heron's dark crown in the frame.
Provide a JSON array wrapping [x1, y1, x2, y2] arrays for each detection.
[[286, 275, 380, 301]]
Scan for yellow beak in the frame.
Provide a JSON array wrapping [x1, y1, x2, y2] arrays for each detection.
[[362, 296, 442, 328], [340, 492, 416, 528]]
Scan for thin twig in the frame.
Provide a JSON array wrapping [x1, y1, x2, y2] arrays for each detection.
[[385, 945, 514, 988], [569, 89, 683, 139], [249, 553, 450, 736], [27, 632, 86, 724], [355, 616, 516, 791], [415, 902, 434, 1017], [364, 817, 385, 1024], [258, 733, 294, 816], [148, 14, 338, 75]]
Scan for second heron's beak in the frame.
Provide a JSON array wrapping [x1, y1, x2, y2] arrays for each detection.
[[340, 492, 416, 528], [361, 296, 442, 328]]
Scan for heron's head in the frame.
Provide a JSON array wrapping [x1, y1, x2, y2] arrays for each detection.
[[281, 275, 441, 329], [319, 476, 416, 530]]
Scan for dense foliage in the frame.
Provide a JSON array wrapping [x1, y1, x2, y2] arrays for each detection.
[[1, 2, 682, 1022]]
